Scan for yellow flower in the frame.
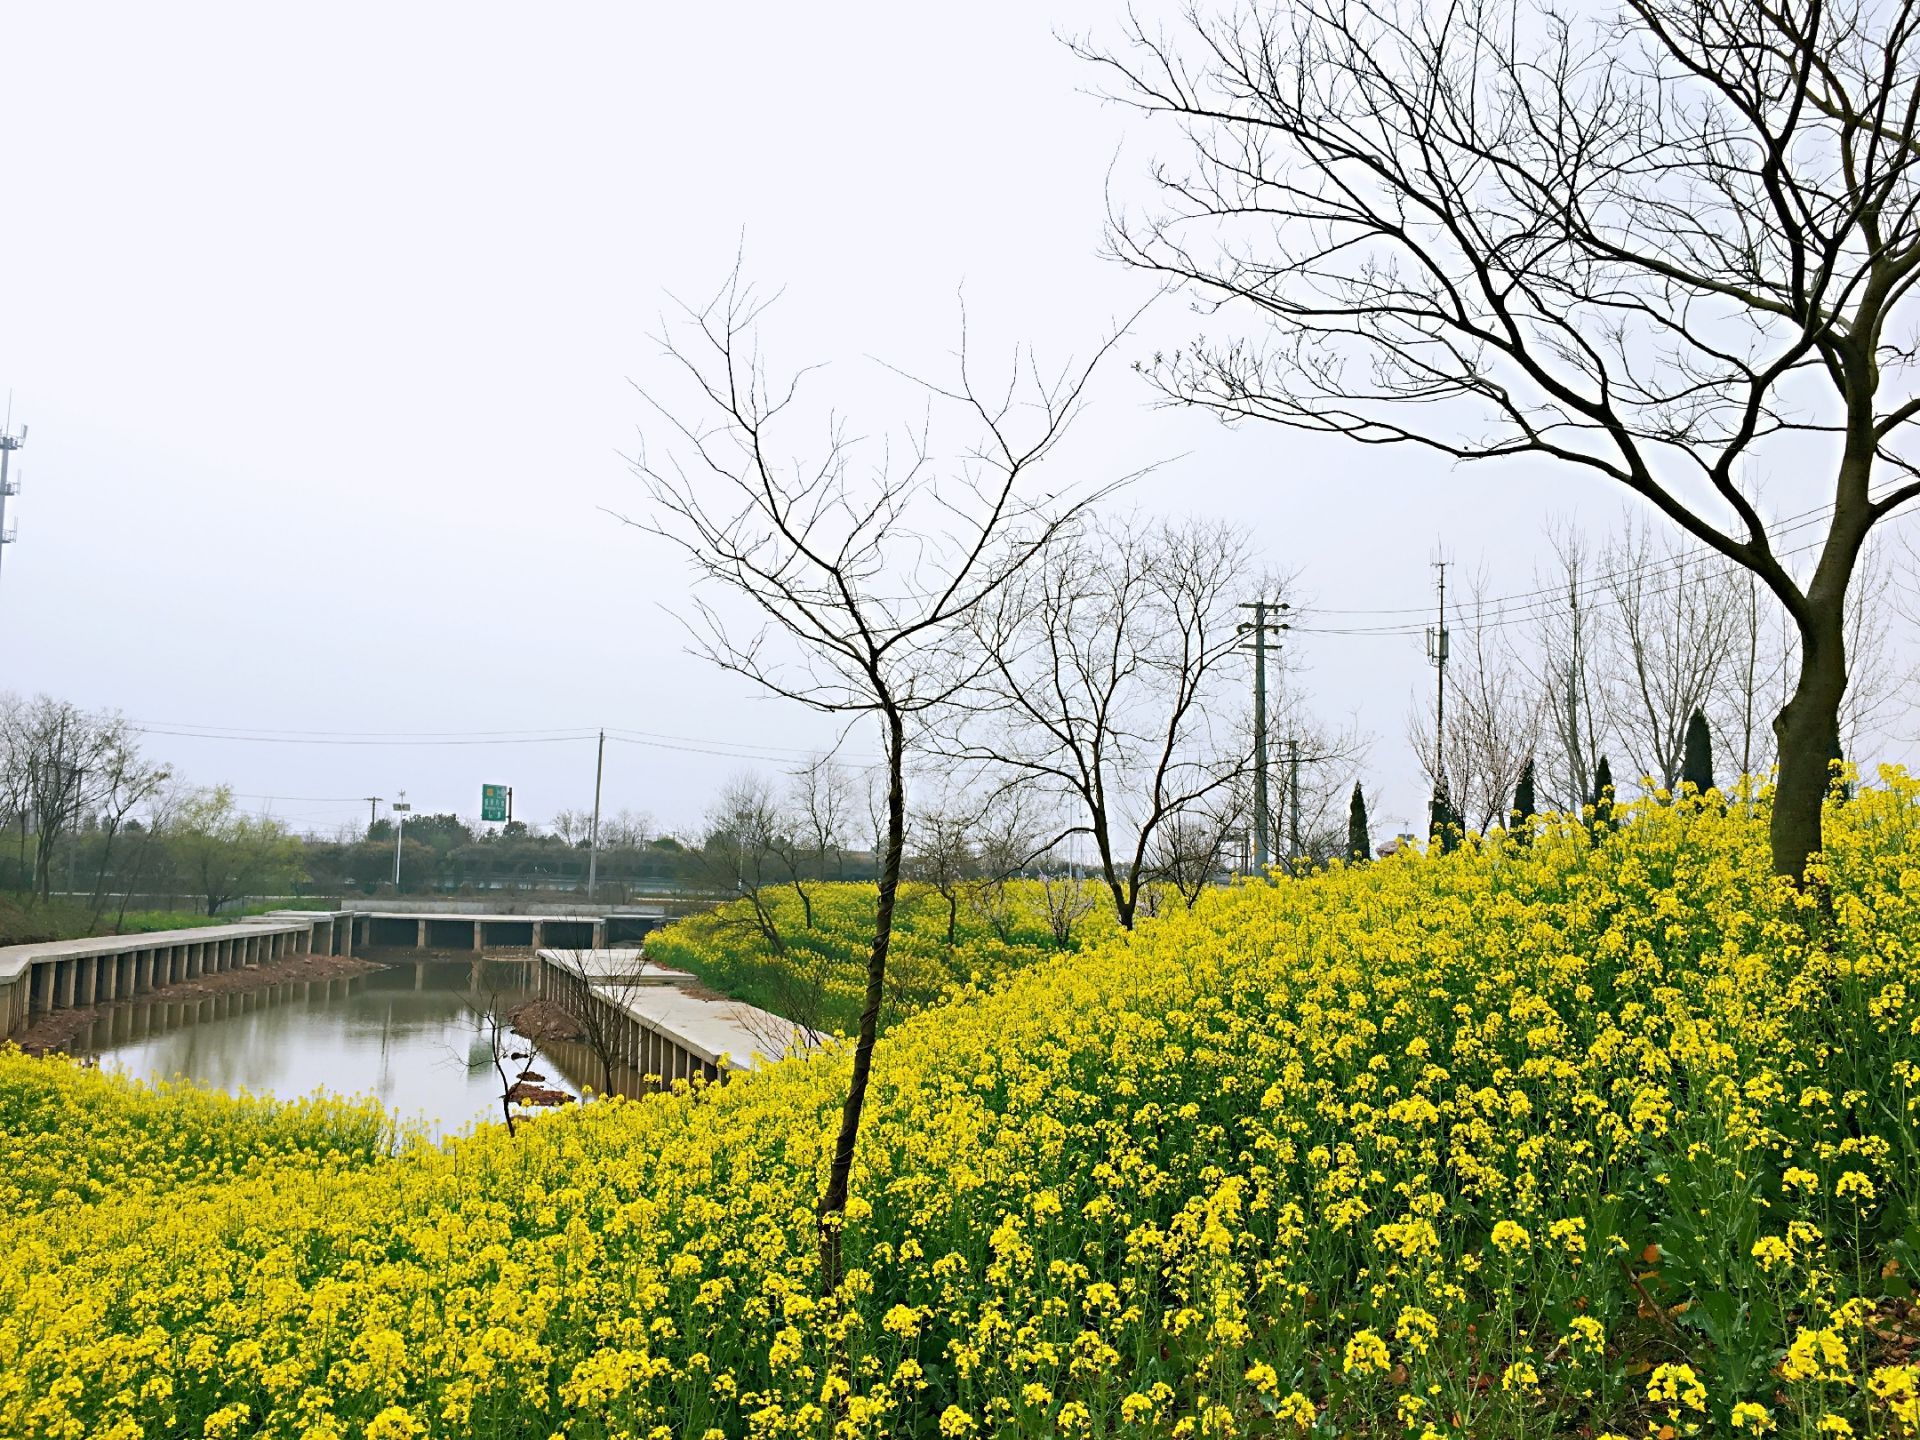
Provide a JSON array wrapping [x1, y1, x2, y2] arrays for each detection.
[[1730, 1401, 1773, 1432], [1566, 1315, 1605, 1352], [1344, 1329, 1391, 1376], [1872, 1364, 1920, 1435], [1490, 1220, 1531, 1254], [364, 1408, 424, 1440], [883, 1304, 923, 1339], [1837, 1170, 1877, 1203], [1500, 1360, 1538, 1393], [1783, 1328, 1852, 1384], [1273, 1392, 1316, 1429], [1648, 1363, 1706, 1413]]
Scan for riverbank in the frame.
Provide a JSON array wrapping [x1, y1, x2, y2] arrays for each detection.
[[8, 952, 386, 1056], [0, 893, 238, 947]]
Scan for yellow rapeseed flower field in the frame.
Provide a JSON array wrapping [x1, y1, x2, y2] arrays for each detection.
[[6, 780, 1920, 1438]]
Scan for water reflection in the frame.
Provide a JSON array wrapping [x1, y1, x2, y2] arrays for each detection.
[[81, 962, 587, 1139]]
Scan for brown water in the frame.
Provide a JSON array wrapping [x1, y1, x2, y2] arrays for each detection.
[[79, 963, 586, 1138]]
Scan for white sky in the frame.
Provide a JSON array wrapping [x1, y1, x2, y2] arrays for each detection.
[[1, 1, 1911, 844]]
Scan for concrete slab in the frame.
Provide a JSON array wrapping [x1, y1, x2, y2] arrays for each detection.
[[597, 984, 812, 1070], [535, 948, 691, 984]]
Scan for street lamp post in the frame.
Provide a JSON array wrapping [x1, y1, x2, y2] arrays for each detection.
[[391, 792, 412, 888]]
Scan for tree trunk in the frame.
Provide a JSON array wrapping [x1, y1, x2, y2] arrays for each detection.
[[818, 708, 905, 1295], [1770, 603, 1847, 880]]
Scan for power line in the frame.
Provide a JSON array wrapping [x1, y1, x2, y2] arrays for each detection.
[[1292, 527, 1847, 640], [132, 718, 830, 762], [130, 725, 596, 747], [1301, 499, 1842, 616], [229, 792, 378, 804], [1293, 497, 1912, 636]]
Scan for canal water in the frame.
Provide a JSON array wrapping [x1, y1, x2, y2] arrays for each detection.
[[77, 964, 587, 1139]]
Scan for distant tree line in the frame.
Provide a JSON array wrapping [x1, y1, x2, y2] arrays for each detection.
[[1407, 519, 1912, 843]]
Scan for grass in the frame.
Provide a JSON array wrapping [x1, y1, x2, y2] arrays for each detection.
[[642, 878, 1119, 1034]]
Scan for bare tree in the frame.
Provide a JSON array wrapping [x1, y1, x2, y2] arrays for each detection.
[[953, 514, 1253, 926], [542, 948, 666, 1096], [695, 772, 792, 952], [626, 267, 1121, 1291], [475, 986, 533, 1138], [968, 791, 1044, 941], [0, 696, 147, 902], [788, 757, 854, 915], [1085, 0, 1920, 878], [598, 808, 655, 849], [1037, 850, 1100, 947], [1409, 579, 1543, 832], [1599, 518, 1743, 794], [1149, 799, 1238, 907], [85, 744, 171, 923], [1254, 689, 1374, 866], [1716, 569, 1792, 792], [113, 784, 184, 933], [908, 800, 978, 946], [1525, 526, 1614, 814]]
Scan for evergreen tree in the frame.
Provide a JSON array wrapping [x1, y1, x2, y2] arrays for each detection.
[[1347, 783, 1371, 863], [1429, 782, 1459, 855], [1590, 754, 1615, 834], [1681, 709, 1715, 798], [1510, 757, 1536, 844]]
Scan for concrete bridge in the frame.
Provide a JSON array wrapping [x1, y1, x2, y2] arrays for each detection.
[[356, 908, 664, 953], [0, 902, 672, 1043]]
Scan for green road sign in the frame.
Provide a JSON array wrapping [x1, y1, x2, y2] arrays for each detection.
[[481, 784, 510, 823]]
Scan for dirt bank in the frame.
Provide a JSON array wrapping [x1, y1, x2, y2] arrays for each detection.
[[9, 953, 387, 1057], [505, 997, 585, 1047]]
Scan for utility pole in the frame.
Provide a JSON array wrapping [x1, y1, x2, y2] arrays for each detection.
[[0, 407, 25, 609], [391, 792, 411, 888], [364, 795, 384, 834], [1287, 736, 1301, 873], [1425, 560, 1451, 783], [1566, 574, 1585, 804], [586, 729, 605, 898], [1237, 599, 1291, 871]]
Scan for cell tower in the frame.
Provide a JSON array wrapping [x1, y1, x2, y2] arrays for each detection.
[[0, 400, 24, 604]]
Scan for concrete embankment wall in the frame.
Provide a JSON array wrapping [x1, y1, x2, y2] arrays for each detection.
[[0, 911, 355, 1042], [534, 950, 808, 1088], [537, 958, 727, 1086]]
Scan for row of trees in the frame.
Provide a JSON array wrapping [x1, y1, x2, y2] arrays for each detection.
[[0, 693, 305, 920], [1413, 519, 1914, 833]]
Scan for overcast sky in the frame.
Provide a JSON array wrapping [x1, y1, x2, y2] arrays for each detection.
[[1, 1, 1913, 845]]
